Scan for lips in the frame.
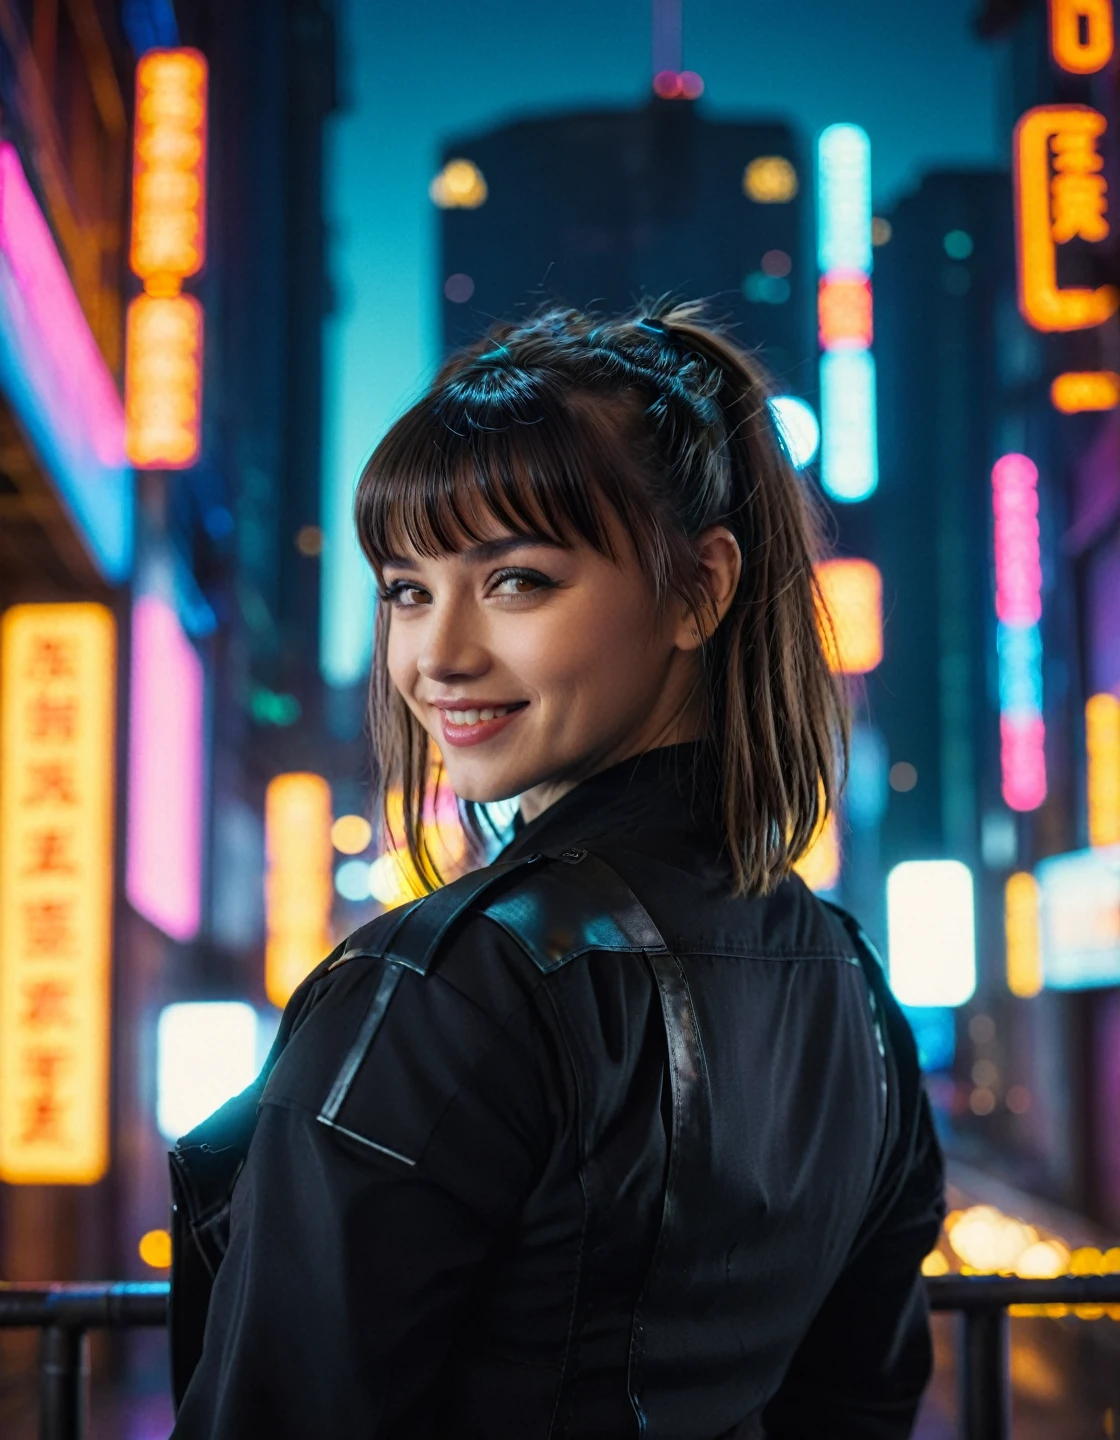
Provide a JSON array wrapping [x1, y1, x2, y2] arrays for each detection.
[[435, 701, 528, 749]]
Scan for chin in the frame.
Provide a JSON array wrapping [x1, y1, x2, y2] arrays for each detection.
[[440, 759, 524, 806]]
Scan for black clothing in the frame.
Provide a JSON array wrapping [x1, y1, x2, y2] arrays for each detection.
[[171, 746, 944, 1440]]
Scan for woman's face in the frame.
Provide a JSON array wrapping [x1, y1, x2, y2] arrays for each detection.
[[381, 508, 738, 820]]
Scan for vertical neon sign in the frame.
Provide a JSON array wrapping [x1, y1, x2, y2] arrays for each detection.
[[992, 453, 1047, 811], [817, 124, 878, 502]]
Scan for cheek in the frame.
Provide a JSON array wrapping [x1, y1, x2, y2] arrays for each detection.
[[385, 617, 419, 698]]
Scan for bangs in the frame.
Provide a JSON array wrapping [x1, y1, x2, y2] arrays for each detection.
[[355, 384, 642, 571]]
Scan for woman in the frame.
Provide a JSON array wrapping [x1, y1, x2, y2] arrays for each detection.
[[172, 304, 944, 1439]]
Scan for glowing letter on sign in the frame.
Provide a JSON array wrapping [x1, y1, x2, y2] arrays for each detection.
[[126, 597, 204, 941], [1049, 0, 1114, 74], [887, 860, 977, 1008], [1050, 371, 1120, 412], [817, 125, 872, 274], [815, 558, 883, 674], [1086, 693, 1120, 847], [265, 774, 333, 1007], [1006, 871, 1043, 998], [0, 605, 116, 1183], [1015, 106, 1118, 332], [820, 349, 878, 501], [131, 49, 208, 286], [125, 294, 203, 468]]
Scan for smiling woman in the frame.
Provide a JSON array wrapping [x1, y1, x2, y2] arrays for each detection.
[[356, 301, 844, 891], [170, 303, 943, 1440]]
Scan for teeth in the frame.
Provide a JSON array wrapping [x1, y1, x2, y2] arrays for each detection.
[[446, 705, 515, 725]]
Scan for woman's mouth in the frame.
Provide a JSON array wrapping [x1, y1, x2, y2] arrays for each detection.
[[437, 702, 528, 747]]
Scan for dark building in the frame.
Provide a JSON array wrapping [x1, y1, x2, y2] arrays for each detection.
[[435, 98, 813, 395]]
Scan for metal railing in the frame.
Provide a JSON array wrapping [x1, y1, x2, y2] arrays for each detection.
[[2, 1274, 1120, 1440]]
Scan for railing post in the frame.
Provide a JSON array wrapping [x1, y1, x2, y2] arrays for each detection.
[[39, 1325, 89, 1440], [959, 1306, 1009, 1440]]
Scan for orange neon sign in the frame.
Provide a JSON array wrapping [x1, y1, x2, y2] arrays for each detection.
[[815, 558, 883, 675], [818, 273, 873, 350], [1086, 693, 1120, 847], [0, 605, 116, 1184], [130, 48, 208, 288], [1014, 105, 1119, 332], [1049, 0, 1114, 74], [265, 774, 334, 1007], [1050, 370, 1120, 411], [125, 294, 203, 468]]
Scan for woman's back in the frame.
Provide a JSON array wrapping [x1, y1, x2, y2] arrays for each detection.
[[172, 749, 942, 1439]]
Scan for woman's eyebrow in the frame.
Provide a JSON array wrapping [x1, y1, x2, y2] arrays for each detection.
[[380, 534, 563, 568]]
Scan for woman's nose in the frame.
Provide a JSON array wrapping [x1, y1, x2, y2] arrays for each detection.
[[415, 599, 490, 682]]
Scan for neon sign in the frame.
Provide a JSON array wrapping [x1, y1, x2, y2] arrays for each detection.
[[815, 558, 883, 674], [125, 48, 208, 471], [1006, 871, 1043, 998], [0, 605, 116, 1183], [1086, 693, 1120, 847], [265, 774, 333, 1006], [887, 860, 977, 1008], [1015, 105, 1118, 332], [1050, 370, 1120, 411], [1049, 0, 1114, 74], [992, 454, 1047, 811], [817, 124, 877, 501], [126, 597, 204, 941]]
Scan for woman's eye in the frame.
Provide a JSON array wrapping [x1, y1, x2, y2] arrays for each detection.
[[490, 568, 553, 597], [381, 582, 430, 607]]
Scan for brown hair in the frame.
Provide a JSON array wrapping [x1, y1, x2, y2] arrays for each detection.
[[354, 301, 848, 896]]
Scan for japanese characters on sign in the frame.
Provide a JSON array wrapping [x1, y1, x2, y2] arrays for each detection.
[[1049, 0, 1115, 75], [1015, 104, 1119, 332], [125, 48, 209, 471], [0, 605, 116, 1184]]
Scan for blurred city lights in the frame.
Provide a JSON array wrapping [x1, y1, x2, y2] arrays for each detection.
[[1038, 845, 1120, 990], [335, 858, 373, 903], [818, 272, 873, 350], [130, 49, 208, 286], [1015, 105, 1118, 332], [444, 272, 475, 303], [1050, 370, 1120, 412], [138, 1229, 172, 1270], [819, 350, 878, 501], [125, 294, 204, 468], [652, 69, 704, 99], [742, 155, 798, 204], [0, 143, 131, 581], [331, 814, 373, 854], [767, 395, 820, 468], [429, 158, 488, 209], [265, 774, 333, 1006], [793, 810, 840, 893], [903, 1005, 956, 1072], [815, 558, 883, 674], [817, 124, 872, 273], [1006, 871, 1043, 998], [743, 271, 790, 304], [0, 605, 116, 1183], [847, 724, 889, 829], [1049, 0, 1114, 73], [126, 596, 204, 942], [1086, 694, 1120, 847], [156, 1001, 257, 1140], [943, 228, 974, 259], [886, 860, 977, 1008], [889, 760, 918, 793], [992, 453, 1046, 811], [870, 216, 892, 246]]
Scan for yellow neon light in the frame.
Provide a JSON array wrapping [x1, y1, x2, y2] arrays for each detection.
[[794, 810, 840, 893], [742, 156, 798, 204], [0, 605, 116, 1183], [1050, 370, 1120, 412], [1049, 0, 1114, 73], [1006, 871, 1043, 998], [265, 774, 333, 1007], [1086, 693, 1120, 847], [124, 294, 204, 469], [1015, 105, 1119, 333], [130, 49, 208, 286], [815, 558, 883, 675], [429, 159, 487, 209]]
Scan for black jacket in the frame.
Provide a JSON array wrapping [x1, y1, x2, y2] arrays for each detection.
[[171, 745, 944, 1439]]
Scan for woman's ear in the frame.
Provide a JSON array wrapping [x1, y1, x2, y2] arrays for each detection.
[[675, 526, 742, 651]]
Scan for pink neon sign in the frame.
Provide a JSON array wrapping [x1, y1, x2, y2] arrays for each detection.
[[0, 143, 124, 468], [126, 596, 204, 941], [992, 453, 1042, 625], [1000, 714, 1048, 811]]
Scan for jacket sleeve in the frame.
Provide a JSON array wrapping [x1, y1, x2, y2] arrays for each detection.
[[761, 1085, 945, 1440], [169, 949, 554, 1439]]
